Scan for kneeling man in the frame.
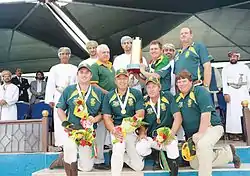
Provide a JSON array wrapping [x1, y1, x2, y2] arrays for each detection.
[[102, 68, 145, 176]]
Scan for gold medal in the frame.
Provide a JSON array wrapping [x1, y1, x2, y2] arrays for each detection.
[[121, 109, 126, 114], [156, 118, 161, 124]]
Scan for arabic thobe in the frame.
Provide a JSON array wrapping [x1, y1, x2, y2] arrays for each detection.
[[0, 83, 19, 120], [222, 63, 250, 134], [45, 63, 78, 146]]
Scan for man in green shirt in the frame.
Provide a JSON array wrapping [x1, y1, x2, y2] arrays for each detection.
[[102, 68, 145, 176], [56, 63, 104, 175], [136, 77, 182, 176], [140, 40, 171, 92], [175, 70, 241, 176], [90, 44, 115, 169], [174, 27, 212, 88]]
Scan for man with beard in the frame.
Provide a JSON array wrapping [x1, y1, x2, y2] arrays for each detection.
[[79, 40, 99, 66], [163, 43, 176, 95], [222, 51, 250, 140], [174, 27, 212, 88], [113, 36, 148, 91], [30, 71, 46, 104], [0, 70, 19, 120], [45, 47, 78, 168]]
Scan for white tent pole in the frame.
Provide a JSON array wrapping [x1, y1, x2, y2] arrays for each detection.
[[49, 2, 89, 44], [45, 3, 88, 52]]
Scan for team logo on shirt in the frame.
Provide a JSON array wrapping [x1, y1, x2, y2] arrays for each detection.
[[90, 98, 96, 106], [178, 102, 183, 108], [188, 99, 192, 107], [160, 103, 166, 111], [112, 101, 120, 107], [128, 98, 134, 106], [147, 107, 153, 114]]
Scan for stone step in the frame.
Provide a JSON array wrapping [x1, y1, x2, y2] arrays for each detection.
[[32, 164, 250, 176]]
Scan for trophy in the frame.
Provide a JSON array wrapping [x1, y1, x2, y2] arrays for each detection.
[[127, 37, 142, 73]]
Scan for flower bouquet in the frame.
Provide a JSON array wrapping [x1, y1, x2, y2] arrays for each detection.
[[112, 115, 148, 144], [154, 127, 174, 147]]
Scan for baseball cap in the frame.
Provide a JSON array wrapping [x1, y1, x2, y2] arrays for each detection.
[[146, 76, 161, 86], [78, 63, 91, 72], [115, 68, 129, 77]]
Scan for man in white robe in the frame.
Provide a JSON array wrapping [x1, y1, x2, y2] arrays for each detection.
[[0, 70, 19, 120], [79, 40, 98, 66], [222, 51, 250, 139], [45, 47, 77, 168], [113, 36, 148, 92]]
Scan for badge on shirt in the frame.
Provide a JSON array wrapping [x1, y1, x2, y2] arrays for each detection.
[[112, 101, 119, 107], [146, 107, 154, 114], [128, 98, 134, 106], [160, 103, 166, 111], [178, 102, 183, 108], [90, 98, 96, 106]]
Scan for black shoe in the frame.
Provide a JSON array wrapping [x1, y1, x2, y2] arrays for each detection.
[[104, 145, 112, 150], [93, 163, 110, 170], [229, 144, 241, 168]]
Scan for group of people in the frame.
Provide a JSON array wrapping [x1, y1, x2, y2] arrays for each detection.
[[0, 26, 249, 176], [44, 26, 249, 176], [0, 68, 47, 120]]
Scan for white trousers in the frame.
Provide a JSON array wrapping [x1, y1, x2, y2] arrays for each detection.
[[111, 133, 144, 176], [136, 137, 179, 159], [53, 107, 68, 146], [63, 137, 94, 172], [94, 120, 107, 164]]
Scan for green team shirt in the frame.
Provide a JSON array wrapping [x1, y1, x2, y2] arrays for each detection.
[[102, 88, 144, 126], [143, 91, 179, 137], [56, 85, 104, 128], [149, 55, 171, 92], [174, 42, 212, 81], [91, 60, 116, 91], [175, 86, 221, 138]]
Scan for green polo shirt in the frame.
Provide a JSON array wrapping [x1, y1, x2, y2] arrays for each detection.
[[174, 42, 212, 81], [56, 85, 104, 128], [143, 91, 179, 137], [149, 55, 171, 92], [91, 60, 116, 91], [175, 86, 221, 138], [102, 88, 144, 126]]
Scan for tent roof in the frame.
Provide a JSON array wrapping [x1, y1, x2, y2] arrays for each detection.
[[0, 0, 249, 72]]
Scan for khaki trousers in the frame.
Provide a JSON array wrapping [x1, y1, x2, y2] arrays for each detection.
[[63, 137, 94, 172], [190, 125, 233, 176], [111, 133, 144, 176]]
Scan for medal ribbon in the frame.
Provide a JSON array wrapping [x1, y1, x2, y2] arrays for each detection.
[[150, 96, 161, 121], [76, 83, 91, 114], [115, 88, 130, 113]]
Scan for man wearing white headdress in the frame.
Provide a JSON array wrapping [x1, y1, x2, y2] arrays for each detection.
[[45, 47, 78, 168], [0, 70, 19, 120], [79, 40, 99, 66], [113, 36, 148, 92]]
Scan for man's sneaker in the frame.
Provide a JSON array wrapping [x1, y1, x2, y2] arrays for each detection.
[[93, 163, 110, 170], [229, 144, 241, 168]]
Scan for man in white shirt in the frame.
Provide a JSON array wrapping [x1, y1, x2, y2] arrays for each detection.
[[113, 36, 148, 92], [79, 40, 98, 66]]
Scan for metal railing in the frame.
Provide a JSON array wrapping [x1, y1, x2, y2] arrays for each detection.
[[0, 111, 49, 153]]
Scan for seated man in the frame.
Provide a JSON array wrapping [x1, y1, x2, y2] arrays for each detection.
[[102, 68, 145, 176], [136, 77, 182, 176], [56, 63, 104, 175], [175, 70, 241, 176]]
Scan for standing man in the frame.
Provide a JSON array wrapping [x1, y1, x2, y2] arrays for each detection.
[[175, 70, 240, 176], [30, 71, 46, 104], [222, 51, 250, 140], [57, 63, 104, 175], [140, 40, 171, 92], [138, 77, 182, 175], [163, 43, 176, 95], [90, 44, 115, 170], [45, 47, 78, 168], [0, 70, 19, 120], [174, 27, 212, 88], [11, 68, 30, 102], [79, 40, 99, 66], [102, 68, 145, 176], [113, 36, 148, 91]]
